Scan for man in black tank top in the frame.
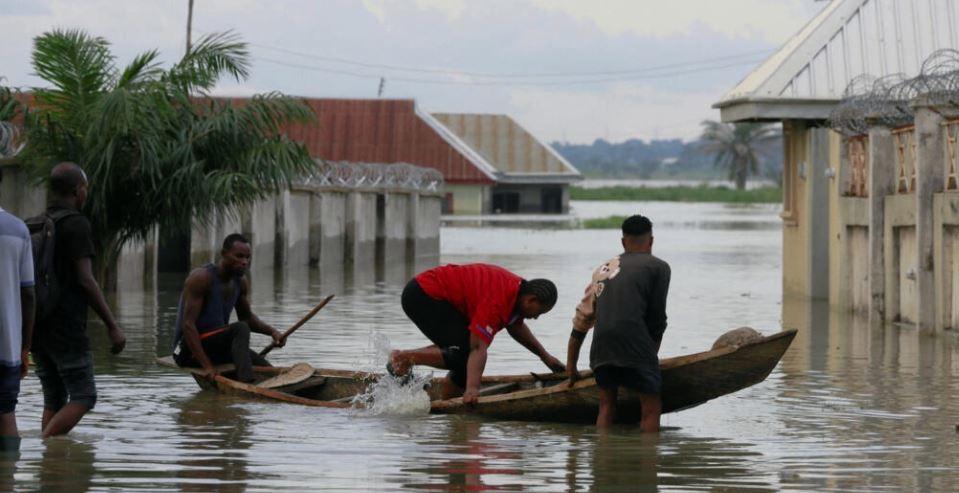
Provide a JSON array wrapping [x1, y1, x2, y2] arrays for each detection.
[[563, 215, 670, 431], [174, 234, 284, 382]]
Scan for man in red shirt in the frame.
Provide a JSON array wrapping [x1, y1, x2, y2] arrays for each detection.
[[390, 263, 565, 404]]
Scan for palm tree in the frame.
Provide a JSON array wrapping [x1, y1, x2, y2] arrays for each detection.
[[699, 120, 779, 190], [2, 29, 315, 284]]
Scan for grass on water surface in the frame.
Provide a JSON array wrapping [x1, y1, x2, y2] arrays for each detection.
[[570, 185, 782, 204], [575, 185, 782, 229]]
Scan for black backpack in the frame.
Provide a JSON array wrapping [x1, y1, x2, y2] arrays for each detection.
[[25, 208, 79, 323]]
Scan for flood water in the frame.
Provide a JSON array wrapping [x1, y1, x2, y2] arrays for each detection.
[[5, 200, 959, 492]]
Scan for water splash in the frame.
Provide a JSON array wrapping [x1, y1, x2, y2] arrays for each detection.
[[350, 332, 432, 416]]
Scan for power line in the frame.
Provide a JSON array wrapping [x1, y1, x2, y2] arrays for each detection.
[[255, 56, 765, 87], [249, 41, 772, 79]]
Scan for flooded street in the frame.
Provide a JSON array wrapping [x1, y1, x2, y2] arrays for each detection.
[[6, 201, 959, 492]]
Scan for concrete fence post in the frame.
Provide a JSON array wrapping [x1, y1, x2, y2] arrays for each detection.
[[379, 192, 409, 267], [867, 126, 895, 323], [310, 189, 347, 269], [806, 127, 831, 301], [346, 190, 377, 267], [913, 101, 946, 334]]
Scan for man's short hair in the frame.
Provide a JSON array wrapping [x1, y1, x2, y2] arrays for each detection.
[[621, 215, 653, 237], [222, 233, 250, 252], [49, 162, 87, 197]]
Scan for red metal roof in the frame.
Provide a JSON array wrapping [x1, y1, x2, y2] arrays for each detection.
[[275, 98, 494, 184], [9, 94, 494, 184]]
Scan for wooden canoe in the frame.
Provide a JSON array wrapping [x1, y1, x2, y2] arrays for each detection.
[[156, 328, 797, 424]]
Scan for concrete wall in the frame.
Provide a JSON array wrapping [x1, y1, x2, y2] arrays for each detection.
[[0, 162, 442, 291], [379, 192, 410, 267], [934, 194, 959, 331], [117, 232, 156, 291], [883, 194, 917, 324], [0, 163, 45, 218], [781, 122, 832, 301], [410, 193, 442, 260], [346, 191, 377, 267], [782, 122, 809, 299], [445, 184, 486, 215], [835, 193, 869, 314], [189, 220, 217, 267], [846, 226, 870, 314], [310, 190, 346, 269], [276, 190, 311, 267], [244, 198, 276, 269]]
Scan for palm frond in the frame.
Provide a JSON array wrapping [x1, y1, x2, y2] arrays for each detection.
[[117, 50, 164, 88], [167, 31, 250, 93], [31, 29, 115, 112]]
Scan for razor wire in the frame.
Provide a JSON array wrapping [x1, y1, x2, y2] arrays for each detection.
[[830, 49, 959, 133], [829, 74, 878, 136], [0, 121, 24, 159], [299, 161, 444, 192]]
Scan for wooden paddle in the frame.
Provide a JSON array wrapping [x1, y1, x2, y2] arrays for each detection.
[[258, 294, 335, 357]]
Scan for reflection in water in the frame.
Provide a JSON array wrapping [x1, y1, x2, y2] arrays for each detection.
[[175, 393, 256, 493], [36, 438, 95, 493], [776, 297, 959, 492], [402, 418, 524, 492], [589, 432, 658, 493], [0, 449, 17, 493]]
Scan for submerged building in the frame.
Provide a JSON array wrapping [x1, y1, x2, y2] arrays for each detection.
[[277, 99, 581, 216], [432, 113, 582, 215], [715, 0, 959, 333]]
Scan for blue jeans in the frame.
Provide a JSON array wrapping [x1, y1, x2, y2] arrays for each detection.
[[0, 365, 20, 414]]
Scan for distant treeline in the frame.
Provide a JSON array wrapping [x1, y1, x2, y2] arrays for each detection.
[[571, 185, 782, 203], [552, 135, 784, 182]]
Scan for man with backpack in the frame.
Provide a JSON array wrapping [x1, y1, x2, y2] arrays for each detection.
[[0, 204, 35, 451], [28, 162, 126, 438]]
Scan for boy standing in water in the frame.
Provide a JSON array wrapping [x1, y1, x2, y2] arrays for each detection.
[[564, 215, 670, 431]]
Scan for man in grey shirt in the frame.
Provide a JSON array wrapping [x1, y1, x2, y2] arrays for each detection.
[[564, 215, 670, 431]]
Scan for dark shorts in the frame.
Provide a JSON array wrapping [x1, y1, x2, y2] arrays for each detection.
[[0, 366, 20, 414], [594, 365, 661, 394], [173, 322, 270, 367], [32, 350, 97, 411], [402, 279, 471, 389]]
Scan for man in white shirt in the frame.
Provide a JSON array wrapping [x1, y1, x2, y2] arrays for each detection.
[[0, 206, 35, 451]]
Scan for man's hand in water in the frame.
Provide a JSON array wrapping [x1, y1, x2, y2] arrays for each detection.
[[462, 387, 480, 405], [271, 328, 285, 348]]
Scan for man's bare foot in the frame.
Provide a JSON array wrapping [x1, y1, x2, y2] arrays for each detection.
[[389, 350, 412, 375]]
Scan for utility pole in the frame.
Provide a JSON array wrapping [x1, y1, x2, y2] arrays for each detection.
[[377, 77, 386, 97], [186, 0, 195, 54]]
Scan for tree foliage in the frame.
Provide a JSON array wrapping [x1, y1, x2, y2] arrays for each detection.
[[552, 134, 782, 182], [0, 85, 24, 158], [698, 120, 780, 190], [1, 29, 316, 278]]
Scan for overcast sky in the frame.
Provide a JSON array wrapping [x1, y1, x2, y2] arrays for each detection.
[[0, 0, 826, 143]]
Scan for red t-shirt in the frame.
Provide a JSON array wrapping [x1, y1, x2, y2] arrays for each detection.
[[415, 263, 522, 344]]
